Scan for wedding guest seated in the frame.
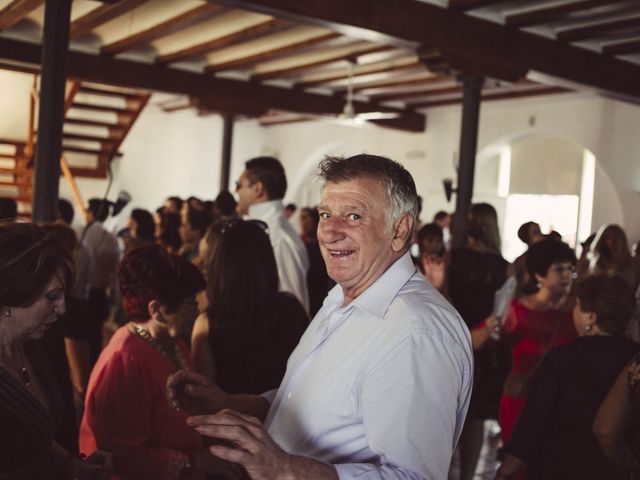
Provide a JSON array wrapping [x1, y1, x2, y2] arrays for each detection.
[[0, 221, 110, 480], [124, 208, 155, 252], [497, 273, 639, 480], [191, 219, 308, 394], [79, 245, 205, 480]]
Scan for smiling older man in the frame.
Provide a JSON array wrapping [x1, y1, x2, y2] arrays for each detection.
[[168, 154, 473, 479]]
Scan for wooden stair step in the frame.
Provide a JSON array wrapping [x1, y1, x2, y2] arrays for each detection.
[[79, 85, 147, 101], [0, 194, 32, 203], [0, 167, 33, 175], [62, 145, 109, 155], [0, 153, 30, 160], [0, 180, 31, 188], [65, 118, 124, 130], [71, 102, 134, 114], [63, 133, 116, 143]]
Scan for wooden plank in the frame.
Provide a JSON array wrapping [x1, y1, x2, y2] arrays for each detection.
[[410, 86, 569, 108], [505, 0, 627, 28], [207, 0, 640, 102], [63, 133, 115, 143], [252, 44, 393, 80], [205, 31, 340, 72], [0, 138, 26, 146], [62, 145, 109, 155], [557, 15, 640, 42], [70, 0, 148, 39], [602, 37, 640, 55], [64, 117, 122, 129], [0, 180, 31, 188], [0, 167, 32, 175], [352, 74, 446, 93], [296, 60, 422, 88], [156, 18, 288, 64], [0, 0, 44, 31], [79, 85, 146, 100], [69, 165, 108, 179], [101, 4, 226, 55], [71, 102, 132, 114], [447, 0, 513, 10], [373, 83, 461, 101]]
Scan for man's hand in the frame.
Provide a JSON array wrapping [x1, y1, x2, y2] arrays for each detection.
[[166, 369, 229, 415], [187, 409, 337, 480]]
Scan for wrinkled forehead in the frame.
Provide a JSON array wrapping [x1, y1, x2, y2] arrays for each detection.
[[320, 176, 388, 200]]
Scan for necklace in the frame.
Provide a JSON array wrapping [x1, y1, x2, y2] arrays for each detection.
[[2, 346, 31, 387], [129, 323, 188, 371]]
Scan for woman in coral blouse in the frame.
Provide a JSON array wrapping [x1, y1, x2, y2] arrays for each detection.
[[499, 238, 578, 444], [80, 245, 205, 480]]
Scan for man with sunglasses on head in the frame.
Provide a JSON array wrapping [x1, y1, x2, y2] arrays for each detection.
[[169, 154, 473, 480], [235, 156, 309, 313]]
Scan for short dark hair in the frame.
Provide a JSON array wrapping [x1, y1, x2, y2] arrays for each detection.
[[130, 208, 155, 241], [166, 196, 183, 212], [87, 198, 111, 222], [119, 245, 205, 322], [525, 238, 576, 279], [574, 273, 636, 335], [245, 156, 287, 200], [0, 198, 17, 221], [0, 222, 74, 307], [285, 203, 297, 212], [157, 212, 182, 252], [57, 199, 75, 225], [186, 208, 210, 236], [517, 221, 539, 244], [214, 190, 237, 217], [434, 211, 448, 222], [318, 154, 419, 229]]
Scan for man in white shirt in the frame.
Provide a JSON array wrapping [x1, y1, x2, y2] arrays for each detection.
[[235, 156, 309, 312], [168, 154, 473, 479]]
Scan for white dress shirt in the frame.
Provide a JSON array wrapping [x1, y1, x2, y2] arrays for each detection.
[[81, 221, 120, 291], [264, 252, 473, 479], [248, 200, 310, 312]]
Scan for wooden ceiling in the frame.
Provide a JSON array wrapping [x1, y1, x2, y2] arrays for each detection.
[[0, 0, 640, 132]]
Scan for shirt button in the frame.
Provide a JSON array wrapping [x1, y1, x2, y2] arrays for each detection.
[[287, 392, 292, 399]]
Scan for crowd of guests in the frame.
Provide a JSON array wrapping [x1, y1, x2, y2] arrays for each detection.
[[1, 153, 640, 479]]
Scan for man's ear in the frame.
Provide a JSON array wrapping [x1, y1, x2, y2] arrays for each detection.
[[252, 180, 267, 201], [392, 214, 414, 252]]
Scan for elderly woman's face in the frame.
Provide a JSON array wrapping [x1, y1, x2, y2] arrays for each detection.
[[537, 261, 575, 297], [5, 275, 65, 344]]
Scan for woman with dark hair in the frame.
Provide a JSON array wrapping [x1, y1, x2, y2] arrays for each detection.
[[499, 238, 578, 446], [448, 202, 510, 480], [0, 222, 110, 480], [156, 211, 182, 254], [79, 245, 205, 479], [124, 208, 155, 252], [496, 274, 638, 479], [191, 219, 308, 394], [590, 224, 638, 289]]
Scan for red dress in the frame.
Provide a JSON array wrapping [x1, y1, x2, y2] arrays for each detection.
[[79, 326, 202, 480], [499, 299, 577, 443]]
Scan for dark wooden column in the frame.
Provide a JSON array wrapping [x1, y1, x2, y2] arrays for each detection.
[[219, 113, 234, 192], [451, 74, 484, 249], [32, 0, 71, 223]]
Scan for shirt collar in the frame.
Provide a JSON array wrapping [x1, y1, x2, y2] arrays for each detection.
[[248, 199, 284, 220], [326, 251, 416, 319]]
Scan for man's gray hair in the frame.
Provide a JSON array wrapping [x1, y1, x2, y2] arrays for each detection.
[[318, 154, 419, 231]]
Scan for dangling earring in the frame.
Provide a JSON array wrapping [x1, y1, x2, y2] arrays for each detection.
[[585, 324, 592, 333], [3, 307, 9, 318]]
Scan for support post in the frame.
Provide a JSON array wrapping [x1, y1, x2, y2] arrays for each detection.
[[451, 74, 484, 249], [32, 0, 71, 223], [219, 113, 234, 192]]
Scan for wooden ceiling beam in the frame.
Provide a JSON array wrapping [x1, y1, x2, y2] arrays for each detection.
[[353, 74, 447, 93], [372, 82, 461, 101], [0, 36, 425, 132], [208, 0, 640, 102], [505, 0, 627, 28], [0, 0, 44, 31], [205, 31, 340, 72], [70, 0, 148, 39], [556, 14, 640, 42], [101, 4, 226, 55], [602, 37, 640, 55], [251, 44, 393, 80], [410, 86, 568, 109], [156, 17, 288, 64], [447, 0, 513, 10], [296, 60, 421, 89]]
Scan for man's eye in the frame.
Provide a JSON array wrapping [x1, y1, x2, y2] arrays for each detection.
[[319, 212, 331, 220], [347, 213, 361, 221]]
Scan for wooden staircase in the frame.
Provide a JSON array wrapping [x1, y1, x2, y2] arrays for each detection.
[[0, 80, 150, 217]]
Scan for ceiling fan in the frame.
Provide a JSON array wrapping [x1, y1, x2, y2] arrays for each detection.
[[337, 59, 400, 125]]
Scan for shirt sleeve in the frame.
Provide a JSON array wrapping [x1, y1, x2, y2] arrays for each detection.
[[503, 350, 563, 463], [87, 352, 189, 480], [334, 327, 471, 479]]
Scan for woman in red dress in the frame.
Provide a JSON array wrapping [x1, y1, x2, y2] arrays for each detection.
[[80, 245, 206, 480], [499, 238, 578, 444]]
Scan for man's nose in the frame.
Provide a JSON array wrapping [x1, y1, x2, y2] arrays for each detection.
[[318, 217, 346, 242]]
